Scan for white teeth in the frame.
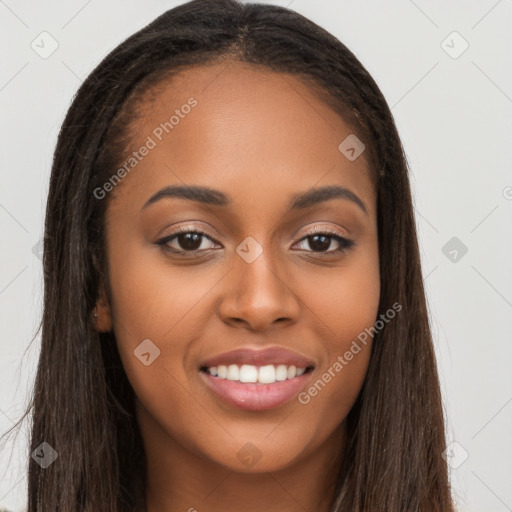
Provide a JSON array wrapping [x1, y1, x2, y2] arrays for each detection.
[[239, 364, 258, 383], [207, 364, 308, 384], [275, 364, 288, 381], [258, 365, 276, 384], [227, 364, 239, 381]]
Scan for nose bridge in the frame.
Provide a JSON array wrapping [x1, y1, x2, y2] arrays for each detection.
[[238, 246, 284, 297], [218, 237, 300, 329]]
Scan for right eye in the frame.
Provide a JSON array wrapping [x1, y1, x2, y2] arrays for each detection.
[[154, 227, 221, 254]]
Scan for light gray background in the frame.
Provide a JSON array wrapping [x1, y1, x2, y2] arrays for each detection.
[[1, 1, 511, 510]]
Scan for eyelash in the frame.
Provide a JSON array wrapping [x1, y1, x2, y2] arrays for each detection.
[[154, 225, 355, 257]]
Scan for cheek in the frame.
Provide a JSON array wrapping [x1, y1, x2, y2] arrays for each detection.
[[105, 247, 219, 453], [296, 248, 380, 422], [105, 242, 216, 383], [303, 237, 380, 349]]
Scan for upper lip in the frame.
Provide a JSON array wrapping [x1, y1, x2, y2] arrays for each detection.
[[200, 347, 315, 369]]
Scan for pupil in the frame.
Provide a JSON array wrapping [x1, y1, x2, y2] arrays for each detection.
[[309, 234, 330, 252], [180, 233, 201, 250]]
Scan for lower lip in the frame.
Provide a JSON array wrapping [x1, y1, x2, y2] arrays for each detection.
[[199, 369, 313, 411]]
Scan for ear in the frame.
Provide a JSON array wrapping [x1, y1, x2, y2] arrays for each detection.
[[91, 251, 113, 332], [92, 281, 113, 332]]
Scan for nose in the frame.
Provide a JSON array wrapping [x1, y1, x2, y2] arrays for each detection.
[[217, 249, 301, 332]]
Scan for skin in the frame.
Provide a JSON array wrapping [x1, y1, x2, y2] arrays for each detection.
[[94, 60, 380, 512]]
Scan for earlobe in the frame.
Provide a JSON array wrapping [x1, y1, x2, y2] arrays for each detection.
[[92, 284, 113, 332]]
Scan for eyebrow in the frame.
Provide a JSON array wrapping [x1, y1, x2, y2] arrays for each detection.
[[142, 184, 368, 215]]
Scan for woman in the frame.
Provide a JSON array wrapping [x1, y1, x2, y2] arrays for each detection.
[[4, 0, 455, 510]]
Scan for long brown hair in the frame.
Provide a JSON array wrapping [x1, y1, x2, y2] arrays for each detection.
[[2, 0, 455, 510]]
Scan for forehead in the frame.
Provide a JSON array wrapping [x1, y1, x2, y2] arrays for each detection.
[[109, 60, 375, 216]]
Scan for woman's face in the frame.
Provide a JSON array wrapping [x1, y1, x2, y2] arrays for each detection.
[[97, 60, 380, 473]]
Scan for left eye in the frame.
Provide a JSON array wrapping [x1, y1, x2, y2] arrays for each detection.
[[294, 232, 354, 254]]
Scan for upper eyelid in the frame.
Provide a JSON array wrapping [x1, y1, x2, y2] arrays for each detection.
[[301, 225, 348, 237]]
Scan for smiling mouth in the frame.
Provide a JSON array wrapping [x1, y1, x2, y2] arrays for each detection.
[[199, 363, 314, 385], [199, 363, 315, 411]]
